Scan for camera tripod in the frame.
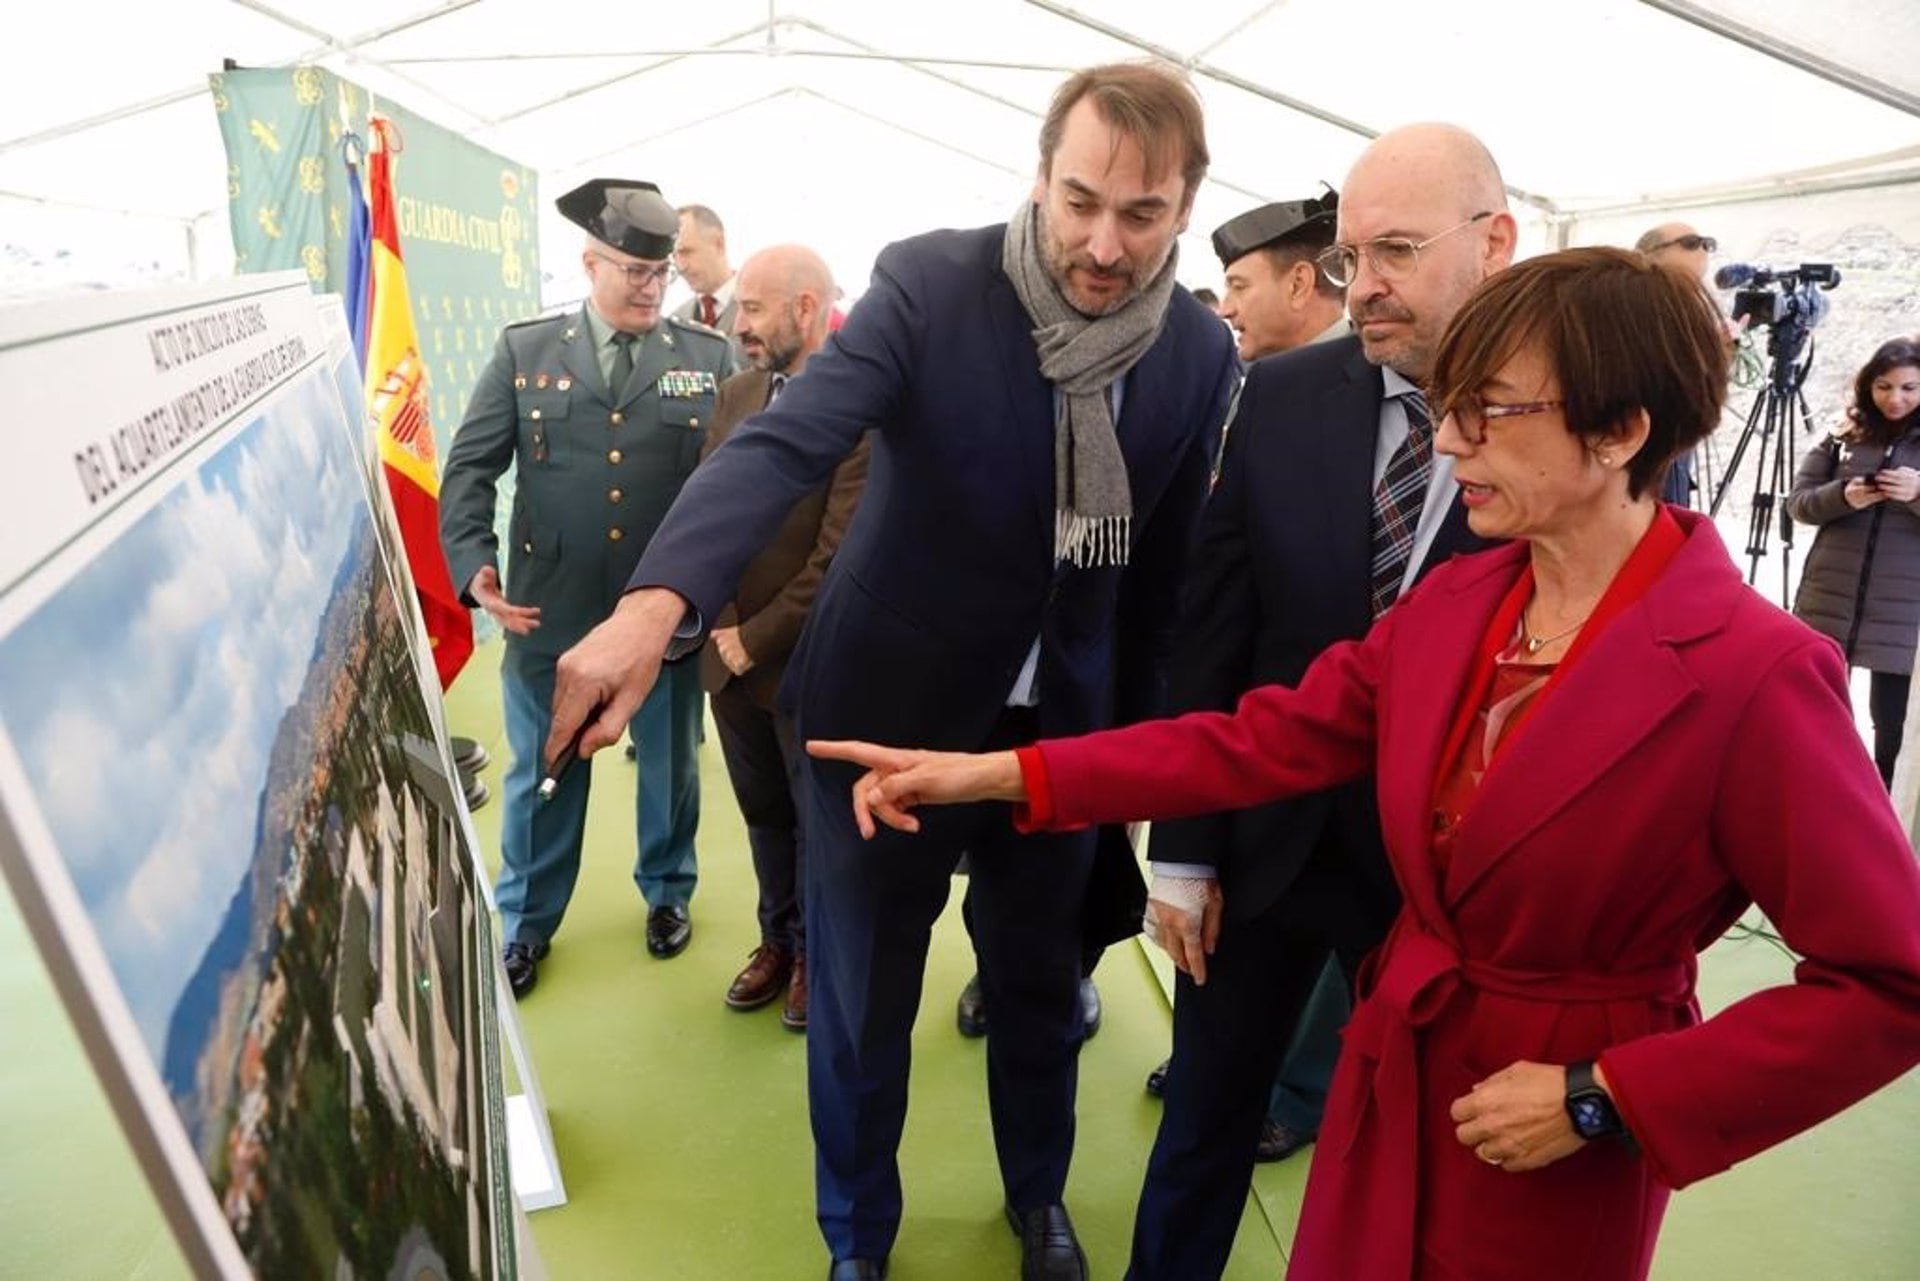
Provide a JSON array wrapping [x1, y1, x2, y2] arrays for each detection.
[[1709, 330, 1816, 605]]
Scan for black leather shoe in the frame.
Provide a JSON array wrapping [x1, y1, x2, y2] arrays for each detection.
[[1077, 977, 1101, 1041], [1254, 1117, 1315, 1163], [501, 941, 548, 999], [1144, 1056, 1170, 1098], [646, 905, 692, 958], [956, 972, 988, 1038], [1005, 1203, 1087, 1281], [826, 1260, 886, 1281]]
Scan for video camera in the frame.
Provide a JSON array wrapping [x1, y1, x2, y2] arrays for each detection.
[[1713, 262, 1842, 334]]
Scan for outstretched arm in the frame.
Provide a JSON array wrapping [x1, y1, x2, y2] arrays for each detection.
[[546, 587, 691, 767], [809, 602, 1395, 840], [804, 742, 1025, 838]]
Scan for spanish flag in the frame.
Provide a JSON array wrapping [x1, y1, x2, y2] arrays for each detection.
[[363, 116, 474, 689]]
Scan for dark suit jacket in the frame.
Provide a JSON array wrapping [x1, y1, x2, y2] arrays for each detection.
[[1151, 335, 1490, 922], [439, 306, 731, 658], [697, 368, 871, 710], [632, 223, 1239, 755]]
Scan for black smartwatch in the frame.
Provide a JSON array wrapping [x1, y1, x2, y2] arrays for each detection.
[[1564, 1060, 1628, 1142]]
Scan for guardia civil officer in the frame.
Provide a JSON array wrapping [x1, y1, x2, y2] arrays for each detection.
[[440, 178, 733, 997]]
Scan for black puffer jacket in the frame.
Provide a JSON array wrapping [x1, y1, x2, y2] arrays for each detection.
[[1787, 423, 1920, 673]]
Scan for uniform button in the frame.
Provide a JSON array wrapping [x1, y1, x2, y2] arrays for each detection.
[[610, 411, 623, 425], [608, 528, 624, 542], [608, 449, 623, 463], [522, 541, 533, 554], [689, 417, 700, 427], [530, 409, 542, 420], [609, 488, 624, 503]]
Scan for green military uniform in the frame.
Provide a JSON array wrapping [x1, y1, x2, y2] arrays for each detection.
[[441, 282, 732, 966]]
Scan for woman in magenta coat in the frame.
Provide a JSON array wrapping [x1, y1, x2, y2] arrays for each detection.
[[810, 248, 1920, 1280]]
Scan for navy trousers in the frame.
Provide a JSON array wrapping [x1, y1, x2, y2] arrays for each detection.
[[1128, 842, 1394, 1280], [802, 741, 1094, 1262]]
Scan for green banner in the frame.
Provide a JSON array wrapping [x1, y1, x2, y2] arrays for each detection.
[[209, 67, 542, 456]]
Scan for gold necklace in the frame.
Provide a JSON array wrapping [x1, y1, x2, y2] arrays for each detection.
[[1521, 607, 1590, 655]]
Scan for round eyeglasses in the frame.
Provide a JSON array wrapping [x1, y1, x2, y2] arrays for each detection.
[[1315, 212, 1495, 288]]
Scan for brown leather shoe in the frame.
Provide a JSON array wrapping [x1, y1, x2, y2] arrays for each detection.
[[781, 953, 809, 1031], [1254, 1118, 1315, 1163], [725, 943, 792, 1010]]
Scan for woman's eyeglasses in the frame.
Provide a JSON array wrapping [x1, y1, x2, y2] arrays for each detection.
[[1441, 397, 1565, 444]]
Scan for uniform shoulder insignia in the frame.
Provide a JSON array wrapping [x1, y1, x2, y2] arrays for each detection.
[[504, 310, 567, 333], [667, 313, 727, 341]]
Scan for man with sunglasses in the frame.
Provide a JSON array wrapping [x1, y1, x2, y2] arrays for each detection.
[[440, 178, 734, 998], [1128, 123, 1511, 1278], [1637, 222, 1718, 282], [1636, 222, 1720, 506]]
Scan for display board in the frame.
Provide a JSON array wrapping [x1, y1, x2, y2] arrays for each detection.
[[0, 274, 513, 1278]]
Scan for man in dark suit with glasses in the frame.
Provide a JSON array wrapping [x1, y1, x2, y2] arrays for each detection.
[[1127, 123, 1512, 1279]]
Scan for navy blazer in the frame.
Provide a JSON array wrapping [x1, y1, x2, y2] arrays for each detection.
[[1151, 335, 1491, 922], [631, 223, 1239, 750]]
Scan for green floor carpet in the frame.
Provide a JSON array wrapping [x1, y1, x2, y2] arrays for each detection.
[[441, 650, 1283, 1281], [2, 635, 1916, 1277]]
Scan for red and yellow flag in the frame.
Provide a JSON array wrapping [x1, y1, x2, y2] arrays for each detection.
[[364, 116, 474, 689]]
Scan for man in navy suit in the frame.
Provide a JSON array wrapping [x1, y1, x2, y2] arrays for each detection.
[[1127, 123, 1514, 1279], [549, 63, 1237, 1281]]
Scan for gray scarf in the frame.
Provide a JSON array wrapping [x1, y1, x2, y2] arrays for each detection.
[[1001, 198, 1179, 568]]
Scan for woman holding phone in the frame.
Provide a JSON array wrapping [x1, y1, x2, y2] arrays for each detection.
[[1787, 335, 1920, 785]]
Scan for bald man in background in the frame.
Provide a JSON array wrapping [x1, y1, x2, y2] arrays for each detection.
[[1636, 221, 1717, 282], [1129, 123, 1508, 1278], [705, 246, 870, 1033], [1636, 221, 1721, 507]]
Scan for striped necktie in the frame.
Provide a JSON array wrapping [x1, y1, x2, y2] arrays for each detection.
[[1369, 390, 1433, 618]]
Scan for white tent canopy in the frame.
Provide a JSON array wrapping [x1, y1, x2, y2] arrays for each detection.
[[2, 0, 1916, 303]]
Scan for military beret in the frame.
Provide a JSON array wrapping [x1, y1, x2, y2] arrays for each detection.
[[1211, 192, 1339, 270], [556, 178, 678, 260]]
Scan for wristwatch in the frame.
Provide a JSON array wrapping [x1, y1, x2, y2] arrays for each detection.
[[1564, 1060, 1628, 1141]]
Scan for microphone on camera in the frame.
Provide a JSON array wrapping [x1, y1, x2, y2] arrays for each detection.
[[1712, 263, 1759, 290]]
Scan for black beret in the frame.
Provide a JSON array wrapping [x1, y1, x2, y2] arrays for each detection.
[[555, 178, 678, 260], [1211, 192, 1339, 270]]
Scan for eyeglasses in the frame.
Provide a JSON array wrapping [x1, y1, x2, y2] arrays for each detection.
[[1315, 212, 1494, 287], [590, 250, 676, 289], [1441, 396, 1565, 444], [1649, 233, 1717, 254]]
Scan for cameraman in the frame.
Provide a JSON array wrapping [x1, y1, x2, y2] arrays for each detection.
[[1786, 336, 1920, 786]]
